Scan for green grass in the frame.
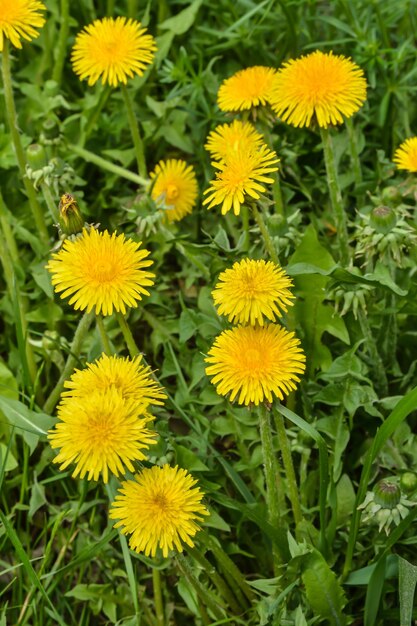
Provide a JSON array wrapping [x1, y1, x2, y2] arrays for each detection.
[[1, 1, 417, 624]]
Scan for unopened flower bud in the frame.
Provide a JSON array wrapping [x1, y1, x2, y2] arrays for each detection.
[[374, 479, 401, 509], [381, 186, 402, 206], [26, 144, 47, 170], [400, 472, 417, 494], [58, 193, 84, 235], [370, 206, 397, 234], [42, 117, 60, 141]]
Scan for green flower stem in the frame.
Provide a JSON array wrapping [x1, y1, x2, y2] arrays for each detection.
[[175, 553, 225, 622], [241, 204, 250, 251], [116, 312, 140, 358], [40, 183, 60, 223], [121, 83, 147, 179], [358, 309, 388, 396], [260, 123, 285, 217], [187, 545, 241, 614], [70, 144, 148, 187], [345, 118, 362, 190], [43, 311, 94, 414], [320, 127, 350, 265], [0, 191, 20, 269], [51, 0, 70, 85], [127, 0, 139, 17], [258, 403, 284, 571], [251, 203, 279, 265], [1, 42, 49, 246], [274, 411, 303, 528], [199, 530, 255, 605], [152, 568, 165, 626], [96, 315, 112, 355], [79, 85, 112, 147]]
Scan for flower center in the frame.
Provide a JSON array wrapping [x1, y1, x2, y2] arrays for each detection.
[[90, 262, 117, 283], [166, 184, 179, 202], [244, 348, 263, 371], [152, 492, 169, 511]]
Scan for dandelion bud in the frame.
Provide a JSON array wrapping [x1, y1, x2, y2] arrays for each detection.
[[44, 80, 60, 98], [42, 117, 60, 141], [400, 472, 417, 494], [370, 205, 396, 234], [26, 144, 47, 170], [374, 479, 401, 509], [381, 186, 402, 206], [58, 193, 85, 236]]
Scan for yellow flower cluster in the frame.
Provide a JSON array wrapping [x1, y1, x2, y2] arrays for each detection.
[[205, 258, 306, 406]]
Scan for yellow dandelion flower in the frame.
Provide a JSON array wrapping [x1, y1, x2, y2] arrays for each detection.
[[46, 228, 154, 316], [48, 388, 158, 483], [110, 465, 209, 557], [393, 137, 417, 172], [71, 16, 157, 87], [203, 145, 279, 216], [61, 353, 166, 411], [217, 66, 277, 112], [150, 159, 198, 223], [0, 0, 45, 51], [269, 50, 367, 128], [212, 258, 294, 326], [205, 324, 305, 406], [204, 120, 265, 161]]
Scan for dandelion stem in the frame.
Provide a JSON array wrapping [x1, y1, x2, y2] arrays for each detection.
[[121, 83, 148, 179], [188, 546, 241, 614], [175, 553, 225, 621], [51, 0, 70, 85], [0, 191, 20, 269], [79, 85, 112, 147], [1, 42, 49, 245], [96, 315, 112, 355], [358, 309, 388, 396], [273, 411, 303, 529], [241, 205, 250, 251], [258, 403, 284, 572], [152, 568, 165, 626], [70, 143, 148, 187], [251, 203, 279, 265], [117, 312, 140, 358], [41, 183, 60, 223], [43, 311, 94, 414], [320, 127, 350, 265]]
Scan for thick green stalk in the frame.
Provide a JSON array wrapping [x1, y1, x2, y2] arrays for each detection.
[[320, 127, 350, 265], [70, 144, 148, 187], [241, 204, 250, 252], [1, 42, 49, 245], [41, 183, 59, 223], [43, 312, 94, 414], [188, 546, 241, 614], [96, 315, 112, 355], [258, 404, 284, 571], [274, 411, 303, 527], [121, 84, 147, 178], [116, 312, 140, 358], [175, 553, 224, 621], [0, 192, 20, 269], [251, 203, 279, 265], [152, 568, 165, 626], [51, 0, 70, 85]]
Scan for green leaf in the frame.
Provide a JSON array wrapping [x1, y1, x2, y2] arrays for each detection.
[[0, 396, 55, 453], [29, 475, 47, 517], [399, 556, 417, 626], [302, 550, 346, 625], [364, 554, 387, 626], [0, 442, 18, 472], [174, 444, 209, 471], [159, 0, 203, 35]]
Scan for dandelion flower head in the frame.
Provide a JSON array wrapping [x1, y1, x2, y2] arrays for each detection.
[[61, 353, 166, 412], [218, 66, 277, 112], [269, 50, 367, 128], [205, 324, 305, 406], [150, 159, 198, 223], [0, 0, 46, 51], [203, 145, 279, 216], [48, 388, 158, 483], [213, 258, 294, 326], [47, 228, 154, 316], [110, 465, 209, 557], [71, 16, 156, 87], [205, 120, 265, 161], [393, 137, 417, 172]]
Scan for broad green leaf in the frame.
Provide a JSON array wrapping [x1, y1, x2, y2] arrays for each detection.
[[0, 396, 55, 453], [364, 554, 387, 626], [302, 550, 346, 625], [399, 556, 417, 626], [159, 0, 203, 35], [174, 444, 209, 471]]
